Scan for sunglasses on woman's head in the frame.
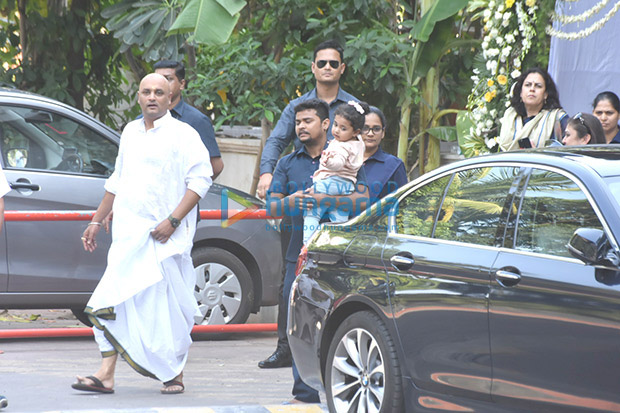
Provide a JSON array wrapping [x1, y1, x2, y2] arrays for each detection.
[[574, 112, 592, 135], [316, 60, 340, 69]]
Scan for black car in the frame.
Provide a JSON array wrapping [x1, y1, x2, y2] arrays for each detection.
[[289, 146, 620, 412]]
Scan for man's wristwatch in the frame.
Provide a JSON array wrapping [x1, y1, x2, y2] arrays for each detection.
[[168, 215, 181, 228]]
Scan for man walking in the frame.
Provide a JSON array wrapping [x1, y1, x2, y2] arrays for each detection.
[[257, 39, 358, 370], [154, 60, 224, 179], [72, 73, 213, 394], [267, 99, 368, 403]]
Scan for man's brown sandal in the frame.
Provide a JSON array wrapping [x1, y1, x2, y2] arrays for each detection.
[[161, 379, 184, 394]]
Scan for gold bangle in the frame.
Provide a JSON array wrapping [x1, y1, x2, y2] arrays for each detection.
[[88, 222, 102, 226]]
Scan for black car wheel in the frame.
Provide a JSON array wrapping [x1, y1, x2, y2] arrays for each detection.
[[326, 311, 403, 413], [71, 307, 93, 327], [192, 246, 254, 325]]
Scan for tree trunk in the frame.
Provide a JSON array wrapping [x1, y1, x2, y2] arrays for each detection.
[[123, 50, 147, 83], [397, 98, 412, 169], [185, 43, 197, 106], [420, 67, 440, 174], [67, 0, 88, 110], [250, 117, 272, 196], [418, 0, 441, 175], [17, 0, 29, 67]]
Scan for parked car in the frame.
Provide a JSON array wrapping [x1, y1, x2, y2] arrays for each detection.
[[0, 87, 281, 326], [289, 146, 620, 412]]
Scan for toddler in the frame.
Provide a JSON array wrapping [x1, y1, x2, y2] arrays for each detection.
[[303, 100, 369, 243]]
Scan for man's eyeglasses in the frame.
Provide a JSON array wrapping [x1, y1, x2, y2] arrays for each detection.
[[316, 60, 340, 69], [362, 126, 384, 134], [574, 112, 592, 135]]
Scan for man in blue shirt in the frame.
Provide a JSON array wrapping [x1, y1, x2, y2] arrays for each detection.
[[256, 40, 358, 198], [266, 99, 368, 404], [154, 60, 224, 178], [257, 40, 358, 370]]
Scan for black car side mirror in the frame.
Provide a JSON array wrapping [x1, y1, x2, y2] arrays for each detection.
[[568, 228, 619, 268]]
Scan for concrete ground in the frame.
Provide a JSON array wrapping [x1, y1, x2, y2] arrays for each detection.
[[0, 309, 327, 412]]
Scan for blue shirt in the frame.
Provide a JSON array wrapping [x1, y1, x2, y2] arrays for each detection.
[[268, 142, 367, 263], [362, 148, 408, 203], [259, 87, 358, 175], [171, 98, 221, 157], [611, 126, 620, 144]]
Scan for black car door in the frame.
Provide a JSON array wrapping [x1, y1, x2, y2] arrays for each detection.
[[383, 165, 520, 404], [489, 167, 620, 411]]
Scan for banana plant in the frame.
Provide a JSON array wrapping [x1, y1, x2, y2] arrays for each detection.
[[102, 0, 245, 66], [168, 0, 246, 44], [396, 0, 469, 175]]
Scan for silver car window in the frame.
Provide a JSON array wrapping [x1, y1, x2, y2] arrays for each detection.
[[0, 105, 117, 176], [515, 168, 603, 257]]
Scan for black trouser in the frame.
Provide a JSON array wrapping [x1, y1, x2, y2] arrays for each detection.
[[275, 215, 293, 354]]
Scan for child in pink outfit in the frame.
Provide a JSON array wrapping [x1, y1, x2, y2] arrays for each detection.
[[303, 100, 369, 243]]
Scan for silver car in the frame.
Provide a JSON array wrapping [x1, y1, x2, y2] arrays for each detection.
[[0, 88, 281, 325]]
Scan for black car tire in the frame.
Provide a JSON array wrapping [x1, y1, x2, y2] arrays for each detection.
[[71, 307, 93, 327], [192, 246, 254, 325], [325, 311, 403, 413]]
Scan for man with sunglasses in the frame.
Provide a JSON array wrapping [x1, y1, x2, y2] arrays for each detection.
[[256, 40, 358, 370], [257, 40, 358, 199]]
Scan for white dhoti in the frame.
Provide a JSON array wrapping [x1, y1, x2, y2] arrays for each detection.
[[90, 251, 197, 381], [85, 113, 212, 382]]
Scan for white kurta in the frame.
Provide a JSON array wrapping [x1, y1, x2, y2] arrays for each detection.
[[0, 168, 11, 198], [86, 112, 212, 381]]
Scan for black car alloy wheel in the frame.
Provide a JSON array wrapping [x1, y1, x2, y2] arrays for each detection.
[[326, 311, 403, 413]]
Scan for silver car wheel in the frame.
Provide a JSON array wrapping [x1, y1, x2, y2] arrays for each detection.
[[194, 261, 242, 325], [330, 327, 385, 413]]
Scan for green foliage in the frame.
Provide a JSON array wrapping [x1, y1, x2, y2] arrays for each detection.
[[0, 1, 132, 130], [191, 32, 309, 127], [188, 0, 477, 165], [522, 0, 556, 70], [190, 0, 398, 130], [169, 0, 245, 44], [102, 0, 188, 62]]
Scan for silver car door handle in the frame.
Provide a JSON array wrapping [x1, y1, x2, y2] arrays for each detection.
[[495, 270, 521, 287], [390, 254, 415, 271]]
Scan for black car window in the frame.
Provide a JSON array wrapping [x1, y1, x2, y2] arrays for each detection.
[[395, 175, 451, 237], [434, 167, 519, 246], [515, 169, 603, 257], [0, 105, 117, 176]]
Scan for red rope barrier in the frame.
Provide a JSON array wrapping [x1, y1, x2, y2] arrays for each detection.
[[0, 209, 280, 338], [0, 323, 277, 339], [3, 209, 276, 221]]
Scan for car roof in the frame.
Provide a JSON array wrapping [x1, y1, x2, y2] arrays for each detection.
[[0, 86, 87, 113], [0, 87, 121, 138], [438, 145, 620, 178]]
